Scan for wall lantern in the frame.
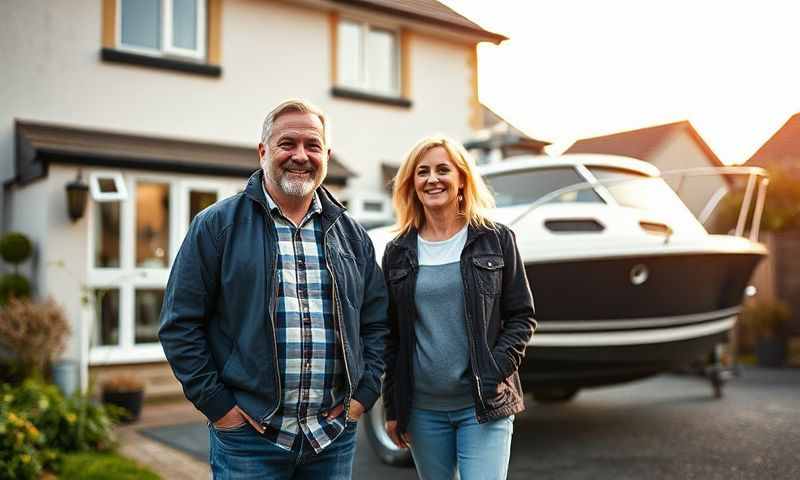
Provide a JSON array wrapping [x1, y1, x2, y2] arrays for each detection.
[[65, 171, 89, 222]]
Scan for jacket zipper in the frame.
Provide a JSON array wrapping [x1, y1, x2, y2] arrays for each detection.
[[324, 217, 353, 418], [256, 202, 283, 425], [460, 243, 486, 411]]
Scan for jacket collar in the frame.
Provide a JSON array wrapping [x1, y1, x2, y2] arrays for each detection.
[[244, 169, 346, 225], [391, 221, 488, 257]]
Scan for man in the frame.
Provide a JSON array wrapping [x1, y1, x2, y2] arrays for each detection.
[[159, 99, 389, 479]]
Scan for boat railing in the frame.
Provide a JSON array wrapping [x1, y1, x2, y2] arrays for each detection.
[[508, 165, 769, 242]]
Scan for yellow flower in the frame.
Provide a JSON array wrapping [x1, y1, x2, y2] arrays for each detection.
[[66, 413, 77, 424], [20, 454, 31, 464], [38, 398, 50, 410], [7, 412, 18, 422]]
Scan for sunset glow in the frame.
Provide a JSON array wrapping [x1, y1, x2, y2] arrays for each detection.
[[442, 0, 800, 164]]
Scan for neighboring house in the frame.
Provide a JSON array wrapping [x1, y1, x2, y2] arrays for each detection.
[[746, 112, 800, 178], [566, 121, 728, 222], [0, 0, 505, 394], [464, 104, 550, 164], [745, 112, 800, 335]]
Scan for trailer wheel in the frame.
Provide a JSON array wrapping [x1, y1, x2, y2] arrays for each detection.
[[364, 401, 413, 467], [531, 388, 579, 403]]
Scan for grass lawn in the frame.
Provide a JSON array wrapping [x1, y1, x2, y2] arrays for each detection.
[[57, 452, 160, 480]]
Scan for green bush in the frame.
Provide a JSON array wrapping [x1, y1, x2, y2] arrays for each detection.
[[0, 380, 119, 479], [740, 299, 792, 339], [59, 452, 160, 480], [0, 274, 31, 305], [0, 232, 32, 266], [713, 167, 800, 234]]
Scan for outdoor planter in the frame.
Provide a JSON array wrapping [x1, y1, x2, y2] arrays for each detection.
[[102, 390, 144, 422], [101, 375, 145, 423], [755, 336, 788, 368]]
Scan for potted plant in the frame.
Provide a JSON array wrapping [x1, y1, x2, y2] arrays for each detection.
[[101, 374, 145, 423], [740, 299, 792, 367]]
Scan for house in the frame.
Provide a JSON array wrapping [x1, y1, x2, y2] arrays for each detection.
[[463, 104, 550, 164], [0, 0, 505, 395], [746, 113, 800, 178], [565, 121, 728, 222], [744, 112, 800, 335]]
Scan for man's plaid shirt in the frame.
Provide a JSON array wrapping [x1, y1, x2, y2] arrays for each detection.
[[262, 186, 347, 453]]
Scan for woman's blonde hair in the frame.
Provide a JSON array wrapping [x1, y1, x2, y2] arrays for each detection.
[[392, 135, 495, 235]]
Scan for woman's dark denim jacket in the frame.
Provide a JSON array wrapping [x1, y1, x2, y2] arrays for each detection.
[[382, 222, 536, 433]]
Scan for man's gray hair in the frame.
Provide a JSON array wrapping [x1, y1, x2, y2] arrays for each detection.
[[260, 98, 328, 145]]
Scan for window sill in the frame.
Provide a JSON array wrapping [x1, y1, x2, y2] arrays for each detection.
[[331, 87, 412, 108], [101, 48, 222, 77]]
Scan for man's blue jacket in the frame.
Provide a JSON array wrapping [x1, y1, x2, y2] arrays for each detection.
[[158, 170, 389, 424]]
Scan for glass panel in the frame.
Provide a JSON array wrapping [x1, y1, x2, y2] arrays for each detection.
[[588, 167, 702, 225], [367, 28, 397, 94], [136, 182, 170, 268], [172, 0, 198, 50], [135, 289, 164, 344], [189, 190, 217, 223], [121, 0, 161, 50], [98, 178, 118, 193], [92, 289, 120, 347], [338, 20, 362, 88], [363, 201, 383, 212], [94, 202, 121, 268], [485, 167, 603, 207]]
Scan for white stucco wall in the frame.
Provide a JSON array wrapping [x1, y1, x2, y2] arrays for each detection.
[[41, 166, 92, 362], [0, 0, 477, 193], [649, 131, 728, 219]]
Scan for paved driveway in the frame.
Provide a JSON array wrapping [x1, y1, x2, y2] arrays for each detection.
[[353, 367, 799, 479]]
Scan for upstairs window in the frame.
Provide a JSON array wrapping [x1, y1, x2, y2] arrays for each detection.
[[337, 19, 400, 96], [118, 0, 206, 60]]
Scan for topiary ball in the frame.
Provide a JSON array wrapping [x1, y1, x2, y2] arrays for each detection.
[[0, 232, 33, 265], [0, 274, 31, 305]]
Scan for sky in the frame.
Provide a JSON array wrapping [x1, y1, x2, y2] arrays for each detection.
[[440, 0, 800, 165]]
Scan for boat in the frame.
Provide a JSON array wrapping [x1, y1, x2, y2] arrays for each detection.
[[365, 154, 768, 465]]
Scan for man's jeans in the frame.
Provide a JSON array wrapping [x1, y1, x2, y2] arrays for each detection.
[[407, 407, 514, 480], [208, 421, 358, 479]]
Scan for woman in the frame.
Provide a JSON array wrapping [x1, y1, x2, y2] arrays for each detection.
[[381, 136, 536, 480]]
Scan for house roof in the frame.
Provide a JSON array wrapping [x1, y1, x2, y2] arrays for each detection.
[[565, 120, 724, 168], [13, 120, 355, 186], [479, 104, 550, 150], [331, 0, 507, 43], [745, 113, 800, 174]]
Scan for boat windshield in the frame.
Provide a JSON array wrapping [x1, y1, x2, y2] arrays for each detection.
[[485, 167, 604, 207], [589, 167, 701, 222]]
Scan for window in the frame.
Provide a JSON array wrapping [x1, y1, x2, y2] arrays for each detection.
[[87, 172, 242, 364], [135, 181, 170, 268], [588, 167, 702, 227], [484, 167, 604, 207], [118, 0, 206, 60], [337, 19, 400, 96]]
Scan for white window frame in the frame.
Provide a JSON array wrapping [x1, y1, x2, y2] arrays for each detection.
[[338, 17, 401, 96], [86, 170, 242, 364], [116, 0, 207, 61], [89, 171, 128, 202]]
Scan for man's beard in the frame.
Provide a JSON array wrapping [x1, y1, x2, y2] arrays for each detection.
[[268, 160, 326, 198]]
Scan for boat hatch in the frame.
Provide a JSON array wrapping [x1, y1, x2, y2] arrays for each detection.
[[639, 221, 672, 236], [545, 219, 605, 233]]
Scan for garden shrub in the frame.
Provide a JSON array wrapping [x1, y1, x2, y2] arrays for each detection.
[[0, 380, 118, 479], [0, 299, 70, 379]]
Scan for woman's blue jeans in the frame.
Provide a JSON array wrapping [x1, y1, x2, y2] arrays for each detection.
[[407, 406, 514, 480]]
